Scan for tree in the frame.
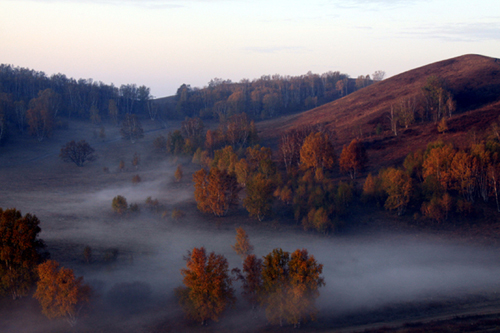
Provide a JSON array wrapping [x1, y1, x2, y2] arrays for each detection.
[[120, 114, 144, 143], [231, 227, 254, 259], [422, 142, 455, 191], [0, 208, 45, 299], [34, 260, 91, 326], [193, 167, 240, 217], [339, 139, 368, 179], [261, 248, 290, 327], [287, 249, 325, 328], [232, 254, 262, 309], [300, 132, 336, 171], [243, 173, 275, 221], [132, 152, 140, 169], [260, 248, 324, 327], [108, 99, 119, 125], [177, 247, 235, 325], [175, 164, 183, 182], [112, 195, 128, 214], [59, 140, 96, 167], [26, 89, 59, 141], [372, 70, 385, 82], [380, 168, 413, 216]]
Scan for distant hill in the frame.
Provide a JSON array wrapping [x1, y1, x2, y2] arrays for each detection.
[[259, 54, 500, 168]]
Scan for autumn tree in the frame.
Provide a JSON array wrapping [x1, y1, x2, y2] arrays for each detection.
[[26, 89, 59, 141], [260, 248, 324, 327], [380, 168, 413, 216], [0, 208, 46, 299], [261, 248, 290, 327], [232, 254, 262, 309], [422, 142, 455, 191], [59, 140, 96, 167], [177, 247, 235, 325], [193, 167, 240, 217], [287, 249, 325, 328], [243, 173, 275, 221], [166, 130, 185, 155], [175, 164, 183, 182], [339, 139, 368, 179], [300, 132, 336, 171], [231, 227, 254, 259], [112, 195, 128, 214], [120, 114, 144, 143], [34, 260, 91, 326], [132, 152, 140, 169]]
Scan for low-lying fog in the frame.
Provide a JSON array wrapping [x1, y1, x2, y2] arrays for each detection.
[[3, 160, 500, 332]]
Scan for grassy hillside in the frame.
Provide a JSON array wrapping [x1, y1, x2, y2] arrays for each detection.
[[259, 54, 500, 168]]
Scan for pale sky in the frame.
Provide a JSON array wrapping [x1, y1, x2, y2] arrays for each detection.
[[1, 0, 499, 97]]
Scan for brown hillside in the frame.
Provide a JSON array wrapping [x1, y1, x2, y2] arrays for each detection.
[[259, 54, 500, 167]]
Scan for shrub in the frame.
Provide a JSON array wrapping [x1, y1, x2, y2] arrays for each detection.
[[132, 174, 141, 184]]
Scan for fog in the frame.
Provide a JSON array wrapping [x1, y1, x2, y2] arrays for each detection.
[[2, 135, 500, 332]]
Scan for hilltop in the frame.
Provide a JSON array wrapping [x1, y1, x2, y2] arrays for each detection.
[[259, 54, 500, 168]]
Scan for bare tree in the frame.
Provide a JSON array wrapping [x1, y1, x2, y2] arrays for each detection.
[[60, 140, 96, 167], [372, 70, 386, 82]]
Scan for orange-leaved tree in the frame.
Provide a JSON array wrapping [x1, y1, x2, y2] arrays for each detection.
[[243, 173, 275, 221], [287, 249, 325, 328], [177, 247, 235, 325], [260, 248, 324, 328], [299, 132, 336, 171], [193, 167, 240, 217], [339, 139, 368, 179], [231, 227, 254, 259], [232, 254, 263, 309], [0, 208, 46, 299], [380, 168, 413, 216], [34, 260, 91, 326]]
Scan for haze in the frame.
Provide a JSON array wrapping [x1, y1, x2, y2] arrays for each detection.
[[1, 0, 499, 97], [2, 122, 500, 332]]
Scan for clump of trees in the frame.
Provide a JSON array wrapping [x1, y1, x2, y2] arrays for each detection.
[[59, 140, 96, 167], [0, 208, 46, 299], [178, 246, 324, 328]]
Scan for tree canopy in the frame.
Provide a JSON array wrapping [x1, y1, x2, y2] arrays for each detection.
[[0, 208, 45, 299]]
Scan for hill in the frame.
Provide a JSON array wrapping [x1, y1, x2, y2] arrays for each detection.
[[259, 54, 500, 168]]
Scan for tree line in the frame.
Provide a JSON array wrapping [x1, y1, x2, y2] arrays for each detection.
[[0, 64, 153, 143], [169, 70, 381, 121]]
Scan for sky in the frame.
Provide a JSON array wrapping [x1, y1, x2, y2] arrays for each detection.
[[1, 0, 499, 98]]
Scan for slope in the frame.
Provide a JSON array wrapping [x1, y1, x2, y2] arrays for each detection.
[[259, 54, 500, 167]]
